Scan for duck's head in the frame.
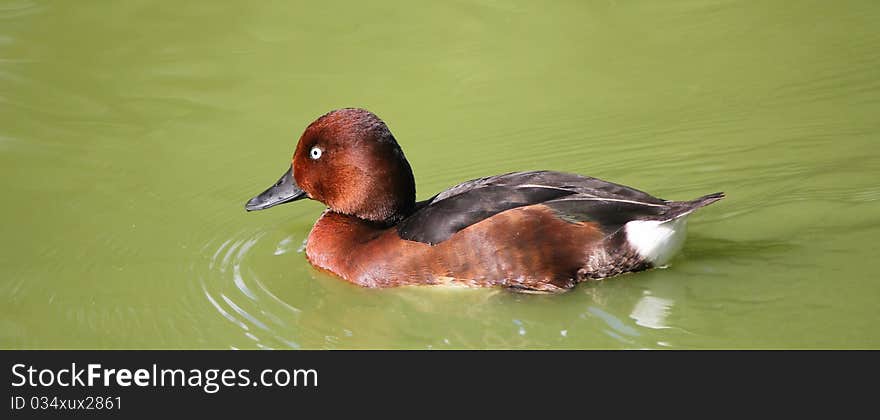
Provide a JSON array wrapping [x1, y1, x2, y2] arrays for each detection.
[[245, 108, 416, 224]]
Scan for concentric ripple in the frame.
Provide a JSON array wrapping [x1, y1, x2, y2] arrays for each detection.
[[195, 229, 308, 349]]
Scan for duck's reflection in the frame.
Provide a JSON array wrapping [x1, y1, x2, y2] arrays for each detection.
[[630, 292, 674, 330]]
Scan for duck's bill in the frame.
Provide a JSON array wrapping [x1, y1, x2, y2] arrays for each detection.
[[245, 166, 307, 211]]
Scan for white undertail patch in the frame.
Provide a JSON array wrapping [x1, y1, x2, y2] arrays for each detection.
[[624, 217, 688, 266]]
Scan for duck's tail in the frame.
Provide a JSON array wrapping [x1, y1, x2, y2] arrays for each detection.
[[624, 192, 725, 266], [665, 192, 725, 220]]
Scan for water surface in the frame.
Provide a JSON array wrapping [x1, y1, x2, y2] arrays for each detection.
[[2, 0, 879, 349]]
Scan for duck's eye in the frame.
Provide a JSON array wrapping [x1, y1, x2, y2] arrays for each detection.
[[309, 146, 323, 160]]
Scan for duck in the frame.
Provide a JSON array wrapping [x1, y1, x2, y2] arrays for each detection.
[[245, 108, 724, 293]]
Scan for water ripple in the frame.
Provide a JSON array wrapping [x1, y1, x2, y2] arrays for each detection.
[[195, 229, 305, 349]]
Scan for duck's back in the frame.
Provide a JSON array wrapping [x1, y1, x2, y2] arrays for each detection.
[[384, 171, 724, 292]]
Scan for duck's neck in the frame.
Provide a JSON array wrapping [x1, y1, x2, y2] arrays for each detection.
[[334, 197, 414, 228], [352, 156, 417, 225]]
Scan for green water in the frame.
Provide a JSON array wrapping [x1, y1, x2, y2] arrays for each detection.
[[2, 0, 879, 349]]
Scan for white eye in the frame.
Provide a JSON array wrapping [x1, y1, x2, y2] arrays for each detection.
[[309, 146, 323, 160]]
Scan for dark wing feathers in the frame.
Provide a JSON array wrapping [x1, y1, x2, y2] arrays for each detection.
[[543, 196, 667, 234], [427, 170, 666, 205], [397, 185, 574, 245], [397, 170, 696, 245]]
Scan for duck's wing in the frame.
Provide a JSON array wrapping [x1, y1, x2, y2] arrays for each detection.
[[427, 170, 667, 205], [397, 170, 681, 245]]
